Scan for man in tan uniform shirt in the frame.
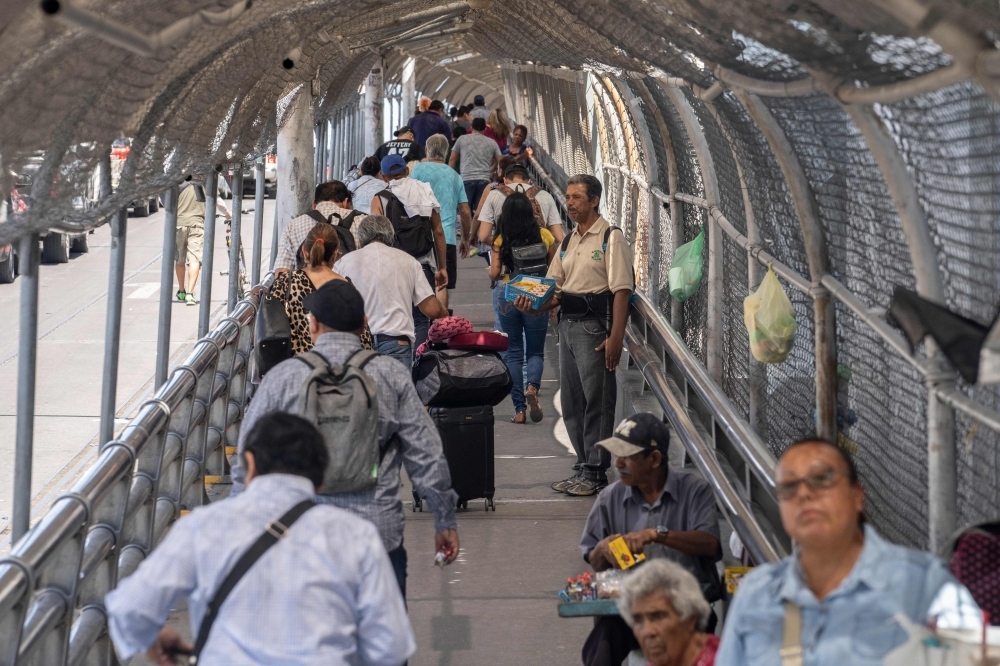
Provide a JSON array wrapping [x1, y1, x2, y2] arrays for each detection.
[[514, 174, 633, 496]]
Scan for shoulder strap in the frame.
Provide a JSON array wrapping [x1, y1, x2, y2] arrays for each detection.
[[779, 601, 803, 666], [190, 499, 316, 663], [304, 209, 330, 225], [294, 350, 331, 372], [559, 232, 572, 260], [340, 210, 362, 229], [345, 347, 379, 370]]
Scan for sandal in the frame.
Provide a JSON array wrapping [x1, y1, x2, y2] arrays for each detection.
[[525, 385, 543, 423], [511, 411, 527, 424]]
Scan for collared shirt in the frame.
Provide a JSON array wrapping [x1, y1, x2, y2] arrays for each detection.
[[276, 201, 364, 270], [580, 472, 722, 596], [547, 215, 633, 297], [233, 333, 458, 551], [335, 243, 434, 341], [410, 161, 468, 245], [105, 474, 415, 666], [717, 525, 982, 666], [349, 175, 386, 215]]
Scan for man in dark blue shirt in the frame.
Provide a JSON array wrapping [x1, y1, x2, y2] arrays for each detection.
[[409, 100, 454, 147]]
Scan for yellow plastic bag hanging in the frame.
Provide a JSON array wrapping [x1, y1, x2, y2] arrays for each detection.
[[744, 266, 797, 364]]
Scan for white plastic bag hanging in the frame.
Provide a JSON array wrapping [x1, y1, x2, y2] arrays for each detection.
[[743, 266, 797, 364]]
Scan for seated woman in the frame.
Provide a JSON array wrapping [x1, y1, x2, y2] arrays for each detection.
[[270, 223, 373, 355], [617, 560, 718, 666], [489, 192, 557, 424], [718, 438, 982, 664]]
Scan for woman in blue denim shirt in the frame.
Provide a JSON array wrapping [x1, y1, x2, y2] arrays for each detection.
[[717, 439, 981, 665]]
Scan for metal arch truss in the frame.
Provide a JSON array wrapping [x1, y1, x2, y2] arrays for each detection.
[[494, 54, 998, 553]]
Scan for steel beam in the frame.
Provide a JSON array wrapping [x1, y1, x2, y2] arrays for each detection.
[[99, 209, 128, 446], [13, 233, 40, 544], [199, 172, 219, 337], [156, 185, 178, 388], [733, 89, 838, 441], [838, 101, 955, 551], [228, 168, 244, 312], [659, 85, 725, 384], [251, 159, 265, 286]]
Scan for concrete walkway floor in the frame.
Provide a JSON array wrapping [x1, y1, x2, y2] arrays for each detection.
[[136, 254, 597, 665]]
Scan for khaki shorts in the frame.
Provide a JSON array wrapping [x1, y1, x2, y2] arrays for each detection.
[[175, 225, 204, 267]]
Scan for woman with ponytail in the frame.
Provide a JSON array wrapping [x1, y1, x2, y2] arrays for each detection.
[[270, 223, 373, 354]]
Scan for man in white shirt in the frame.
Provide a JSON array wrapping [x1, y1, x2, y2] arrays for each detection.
[[470, 94, 491, 121], [336, 215, 448, 368], [475, 163, 566, 246], [370, 154, 449, 348], [105, 411, 415, 666]]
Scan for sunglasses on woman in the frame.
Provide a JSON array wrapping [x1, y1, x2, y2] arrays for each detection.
[[775, 467, 849, 501]]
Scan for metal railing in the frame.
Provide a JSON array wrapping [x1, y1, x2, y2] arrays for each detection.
[[0, 276, 270, 666], [617, 292, 788, 565]]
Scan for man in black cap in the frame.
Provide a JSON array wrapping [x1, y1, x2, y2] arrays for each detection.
[[577, 413, 723, 666], [375, 125, 425, 164], [234, 279, 460, 599]]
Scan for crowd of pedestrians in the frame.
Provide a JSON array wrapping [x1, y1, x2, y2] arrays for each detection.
[[117, 92, 986, 666]]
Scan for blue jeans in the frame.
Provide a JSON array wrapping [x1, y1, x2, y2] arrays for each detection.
[[493, 285, 548, 413], [376, 336, 413, 369]]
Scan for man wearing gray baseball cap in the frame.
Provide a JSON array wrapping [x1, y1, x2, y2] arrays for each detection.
[[577, 412, 724, 665]]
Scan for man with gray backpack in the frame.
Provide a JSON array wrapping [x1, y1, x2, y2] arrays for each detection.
[[234, 279, 460, 597]]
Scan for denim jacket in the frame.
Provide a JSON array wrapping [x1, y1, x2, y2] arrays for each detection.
[[716, 525, 981, 665]]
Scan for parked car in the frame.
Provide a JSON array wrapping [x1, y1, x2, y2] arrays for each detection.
[[110, 138, 159, 216], [241, 154, 277, 198]]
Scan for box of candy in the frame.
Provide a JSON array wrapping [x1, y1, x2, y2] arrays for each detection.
[[504, 275, 557, 310]]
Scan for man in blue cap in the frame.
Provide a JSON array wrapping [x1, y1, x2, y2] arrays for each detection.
[[369, 154, 448, 348], [470, 94, 491, 121]]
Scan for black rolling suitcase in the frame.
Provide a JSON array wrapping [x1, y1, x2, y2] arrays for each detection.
[[413, 404, 496, 512]]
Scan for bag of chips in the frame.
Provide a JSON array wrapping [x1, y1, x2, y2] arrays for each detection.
[[668, 228, 705, 302], [744, 266, 797, 364]]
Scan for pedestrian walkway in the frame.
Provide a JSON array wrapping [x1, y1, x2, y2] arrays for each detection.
[[135, 254, 596, 666]]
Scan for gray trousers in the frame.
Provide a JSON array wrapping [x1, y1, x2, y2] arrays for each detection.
[[559, 318, 616, 482]]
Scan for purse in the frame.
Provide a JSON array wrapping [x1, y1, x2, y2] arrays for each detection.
[[253, 274, 293, 378]]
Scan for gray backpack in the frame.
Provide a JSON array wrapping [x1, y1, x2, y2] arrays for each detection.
[[295, 349, 380, 494]]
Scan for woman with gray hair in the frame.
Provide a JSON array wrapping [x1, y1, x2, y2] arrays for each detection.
[[617, 560, 718, 666]]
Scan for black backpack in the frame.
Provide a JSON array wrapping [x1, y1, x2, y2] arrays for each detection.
[[305, 209, 360, 255], [507, 242, 548, 277], [378, 190, 434, 259]]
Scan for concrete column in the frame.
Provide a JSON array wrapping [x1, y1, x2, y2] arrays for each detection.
[[402, 56, 416, 125], [276, 87, 315, 236], [364, 60, 385, 157]]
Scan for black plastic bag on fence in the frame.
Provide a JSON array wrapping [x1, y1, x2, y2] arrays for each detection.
[[886, 286, 991, 384]]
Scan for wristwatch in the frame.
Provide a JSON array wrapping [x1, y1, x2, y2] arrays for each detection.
[[654, 525, 670, 540]]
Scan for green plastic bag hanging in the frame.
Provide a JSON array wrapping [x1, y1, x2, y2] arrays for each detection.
[[744, 265, 797, 364], [668, 228, 705, 302]]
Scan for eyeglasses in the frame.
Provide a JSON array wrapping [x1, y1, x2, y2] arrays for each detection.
[[775, 468, 849, 501]]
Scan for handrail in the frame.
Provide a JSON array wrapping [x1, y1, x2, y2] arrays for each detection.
[[600, 153, 1000, 436], [625, 324, 782, 565], [632, 292, 779, 494], [0, 275, 271, 665]]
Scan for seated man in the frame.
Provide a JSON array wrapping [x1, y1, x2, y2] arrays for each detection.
[[579, 412, 722, 666], [106, 411, 414, 666]]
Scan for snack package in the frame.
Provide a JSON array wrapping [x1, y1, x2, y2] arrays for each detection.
[[608, 536, 646, 570]]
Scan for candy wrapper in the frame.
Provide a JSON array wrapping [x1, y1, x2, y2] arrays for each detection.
[[435, 546, 457, 567]]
